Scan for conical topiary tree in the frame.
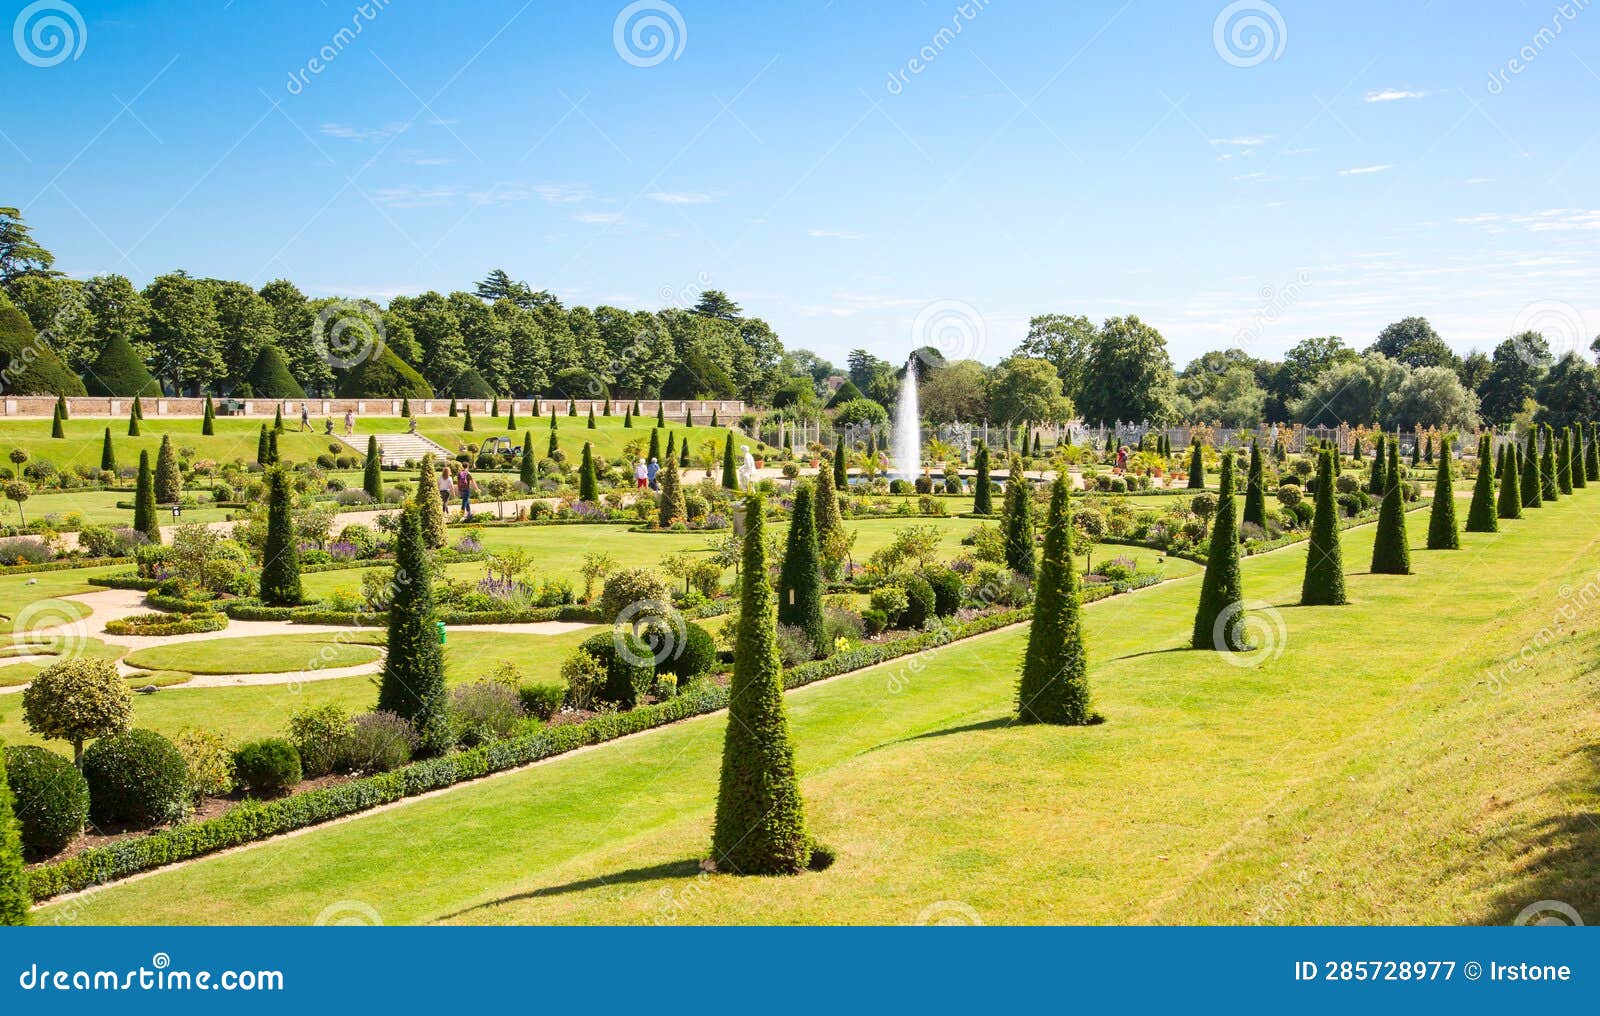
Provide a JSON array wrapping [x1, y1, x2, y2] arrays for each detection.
[[154, 435, 180, 504], [1465, 434, 1497, 533], [568, 398, 577, 417], [1411, 435, 1421, 467], [463, 405, 474, 432], [363, 434, 383, 501], [721, 432, 737, 490], [520, 431, 535, 487], [132, 395, 143, 420], [448, 397, 458, 417], [777, 484, 826, 658], [100, 427, 116, 473], [579, 442, 599, 503], [1002, 456, 1035, 578], [665, 431, 677, 463], [1192, 451, 1247, 649], [1497, 442, 1521, 520], [1186, 439, 1205, 489], [506, 403, 516, 429], [416, 455, 447, 549], [1556, 427, 1573, 495], [401, 396, 411, 418], [245, 345, 307, 400], [0, 747, 31, 926], [1539, 426, 1558, 501], [272, 404, 283, 433], [680, 433, 690, 468], [655, 403, 665, 427], [1570, 425, 1586, 489], [1426, 435, 1459, 549], [1370, 443, 1411, 575], [623, 407, 632, 428], [377, 502, 449, 750], [813, 463, 844, 576], [133, 449, 160, 544], [657, 453, 686, 526], [710, 493, 811, 875], [1017, 476, 1093, 724], [1242, 439, 1266, 529], [1300, 448, 1347, 606], [201, 394, 215, 435], [973, 442, 992, 514], [1367, 433, 1387, 496], [587, 406, 596, 430], [648, 427, 661, 463], [259, 467, 302, 605], [127, 402, 140, 437], [547, 428, 559, 458], [832, 434, 847, 490], [1586, 423, 1599, 482], [1521, 432, 1541, 509], [50, 401, 64, 438], [84, 331, 160, 397], [267, 428, 280, 465], [491, 396, 499, 418]]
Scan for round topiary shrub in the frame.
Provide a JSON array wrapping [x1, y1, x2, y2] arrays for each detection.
[[2, 744, 89, 858], [664, 621, 717, 680], [233, 738, 303, 796], [597, 567, 672, 622], [82, 728, 189, 826], [900, 574, 936, 629], [578, 629, 655, 708], [921, 569, 963, 617]]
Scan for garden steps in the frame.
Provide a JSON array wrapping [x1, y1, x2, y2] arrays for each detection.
[[340, 430, 454, 468]]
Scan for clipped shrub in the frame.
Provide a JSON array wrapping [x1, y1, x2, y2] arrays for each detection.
[[664, 620, 717, 679], [900, 574, 936, 629], [82, 729, 189, 826], [289, 704, 353, 778], [233, 738, 302, 796], [2, 745, 88, 858], [84, 332, 160, 397], [577, 630, 655, 709], [869, 585, 909, 622], [922, 568, 962, 617], [336, 343, 433, 399], [0, 296, 86, 395], [448, 681, 525, 746], [243, 344, 306, 399], [598, 567, 672, 621], [175, 727, 235, 802], [342, 711, 418, 774], [861, 607, 889, 636], [21, 658, 133, 767], [517, 683, 565, 720]]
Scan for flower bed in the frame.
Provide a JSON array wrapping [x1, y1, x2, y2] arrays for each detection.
[[103, 611, 228, 636]]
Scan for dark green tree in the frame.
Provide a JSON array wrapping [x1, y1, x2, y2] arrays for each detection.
[[648, 428, 661, 463], [721, 433, 737, 490], [1367, 433, 1387, 496], [710, 494, 811, 875], [1300, 448, 1347, 605], [255, 423, 269, 466], [973, 443, 992, 515], [127, 403, 140, 437], [1557, 428, 1573, 494], [1587, 423, 1599, 482], [50, 401, 63, 438], [267, 428, 280, 465], [1002, 456, 1035, 578], [377, 503, 449, 749], [416, 456, 446, 550], [1539, 425, 1558, 501], [1242, 439, 1266, 529], [587, 406, 596, 429], [506, 403, 515, 429], [1496, 443, 1521, 520], [657, 454, 686, 526], [777, 484, 827, 658], [448, 397, 458, 417], [133, 449, 160, 544], [1186, 439, 1205, 489], [363, 434, 382, 501], [656, 403, 665, 427], [258, 467, 302, 605], [1570, 425, 1586, 489], [547, 429, 559, 458], [1017, 476, 1093, 724], [154, 435, 180, 504], [579, 442, 599, 503], [463, 405, 474, 432], [1426, 435, 1459, 549], [401, 396, 411, 418], [520, 431, 535, 487], [1465, 434, 1497, 533], [1191, 451, 1247, 649], [100, 427, 115, 472], [1521, 431, 1542, 509], [0, 747, 31, 926], [272, 404, 283, 433], [1370, 443, 1411, 574], [201, 394, 214, 435], [623, 407, 632, 428]]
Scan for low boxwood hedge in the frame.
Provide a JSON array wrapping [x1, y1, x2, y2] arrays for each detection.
[[104, 611, 228, 636]]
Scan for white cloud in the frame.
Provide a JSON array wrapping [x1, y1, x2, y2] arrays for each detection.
[[1338, 164, 1393, 176], [807, 228, 866, 240], [1364, 88, 1427, 102], [533, 183, 594, 204], [320, 122, 410, 142], [1464, 177, 1491, 185], [573, 211, 623, 224], [645, 191, 713, 205], [370, 185, 458, 207], [408, 156, 453, 166], [1233, 171, 1267, 182], [1209, 136, 1270, 147]]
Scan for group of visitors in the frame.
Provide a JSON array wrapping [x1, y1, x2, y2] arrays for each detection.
[[297, 403, 357, 437]]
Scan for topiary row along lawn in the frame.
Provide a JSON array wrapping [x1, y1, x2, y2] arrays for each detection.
[[43, 498, 1600, 925], [359, 414, 749, 467], [0, 418, 345, 475]]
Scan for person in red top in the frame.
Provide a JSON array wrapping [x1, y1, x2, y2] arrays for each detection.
[[456, 463, 473, 516]]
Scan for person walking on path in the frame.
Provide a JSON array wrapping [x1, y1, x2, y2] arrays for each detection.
[[323, 417, 334, 435], [438, 462, 454, 517], [647, 457, 660, 491], [300, 402, 312, 432], [344, 409, 355, 436], [456, 463, 474, 516]]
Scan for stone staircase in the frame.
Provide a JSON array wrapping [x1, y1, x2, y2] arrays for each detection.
[[338, 431, 454, 468]]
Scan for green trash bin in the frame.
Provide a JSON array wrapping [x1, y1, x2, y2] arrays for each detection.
[[436, 621, 447, 645]]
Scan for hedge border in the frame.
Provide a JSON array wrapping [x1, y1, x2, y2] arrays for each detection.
[[103, 612, 228, 636], [0, 556, 129, 576]]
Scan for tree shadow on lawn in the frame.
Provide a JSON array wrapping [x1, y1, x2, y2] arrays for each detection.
[[1471, 740, 1600, 926], [435, 858, 703, 920]]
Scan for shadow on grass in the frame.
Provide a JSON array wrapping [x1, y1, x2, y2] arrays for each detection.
[[1475, 741, 1600, 926], [436, 858, 703, 920]]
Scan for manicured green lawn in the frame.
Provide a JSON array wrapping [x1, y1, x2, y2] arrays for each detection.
[[124, 634, 384, 674], [45, 493, 1600, 926], [0, 565, 123, 631], [0, 418, 341, 477], [16, 489, 236, 526], [363, 414, 749, 467]]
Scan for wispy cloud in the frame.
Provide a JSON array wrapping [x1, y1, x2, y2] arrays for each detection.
[[321, 122, 410, 142], [1209, 136, 1270, 147], [807, 228, 866, 240], [573, 211, 623, 224], [370, 185, 458, 207], [1364, 88, 1427, 102], [1338, 164, 1393, 176], [408, 156, 453, 166], [645, 191, 713, 205], [533, 183, 594, 204]]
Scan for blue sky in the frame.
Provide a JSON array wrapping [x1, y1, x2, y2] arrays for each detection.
[[4, 0, 1599, 367]]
